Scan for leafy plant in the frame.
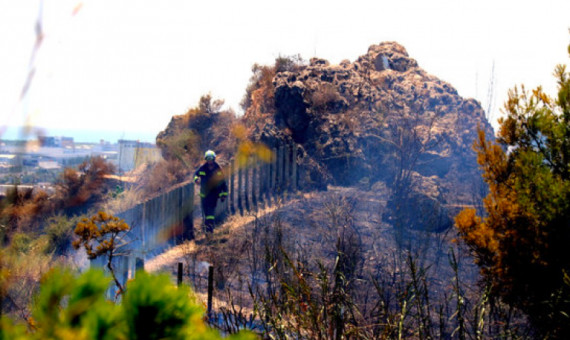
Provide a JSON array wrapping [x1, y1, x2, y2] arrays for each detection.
[[455, 41, 570, 337], [0, 268, 255, 340], [72, 211, 130, 295]]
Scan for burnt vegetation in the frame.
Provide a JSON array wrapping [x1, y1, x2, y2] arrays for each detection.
[[2, 40, 570, 339]]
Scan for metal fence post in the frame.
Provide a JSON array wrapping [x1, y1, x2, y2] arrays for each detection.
[[177, 262, 183, 286], [251, 155, 259, 211], [284, 144, 290, 199], [271, 148, 277, 200], [258, 154, 265, 208], [230, 161, 235, 215], [292, 144, 298, 193], [207, 265, 214, 318], [135, 257, 145, 276], [276, 146, 283, 196], [238, 158, 243, 215], [244, 156, 250, 213]]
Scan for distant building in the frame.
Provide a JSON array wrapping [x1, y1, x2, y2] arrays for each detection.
[[99, 139, 115, 151], [38, 136, 74, 148], [2, 144, 90, 168], [38, 160, 60, 170], [22, 157, 39, 167], [38, 136, 57, 147], [118, 140, 161, 173], [0, 154, 18, 168], [61, 137, 74, 148]]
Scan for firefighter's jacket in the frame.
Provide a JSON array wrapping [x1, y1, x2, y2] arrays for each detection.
[[194, 161, 228, 199]]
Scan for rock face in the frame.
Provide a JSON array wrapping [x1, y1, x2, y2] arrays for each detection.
[[247, 42, 494, 231]]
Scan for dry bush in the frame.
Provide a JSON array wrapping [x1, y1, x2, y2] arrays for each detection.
[[157, 129, 200, 167], [241, 64, 276, 116], [180, 192, 531, 339], [0, 187, 51, 236], [53, 156, 116, 213], [275, 54, 305, 73], [208, 110, 239, 162], [157, 94, 238, 171], [183, 94, 232, 150], [242, 55, 305, 117], [102, 185, 145, 215], [311, 83, 343, 112], [137, 158, 188, 197]]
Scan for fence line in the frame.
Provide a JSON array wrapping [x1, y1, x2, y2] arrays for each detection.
[[225, 143, 298, 217], [91, 143, 299, 294], [118, 180, 194, 258], [90, 180, 195, 292]]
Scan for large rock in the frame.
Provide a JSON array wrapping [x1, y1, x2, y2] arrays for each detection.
[[246, 42, 494, 231]]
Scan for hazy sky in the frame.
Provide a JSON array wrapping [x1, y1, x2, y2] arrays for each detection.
[[1, 0, 569, 143]]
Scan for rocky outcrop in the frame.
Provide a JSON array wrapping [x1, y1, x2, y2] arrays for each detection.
[[158, 42, 493, 232], [246, 42, 494, 231]]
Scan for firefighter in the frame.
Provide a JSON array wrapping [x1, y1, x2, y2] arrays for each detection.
[[194, 150, 228, 233]]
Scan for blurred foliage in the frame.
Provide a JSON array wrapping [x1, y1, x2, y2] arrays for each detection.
[[456, 42, 570, 338], [0, 186, 49, 237], [0, 168, 60, 185], [231, 123, 273, 168], [0, 231, 56, 321], [0, 156, 115, 242], [44, 214, 81, 255], [0, 268, 255, 340]]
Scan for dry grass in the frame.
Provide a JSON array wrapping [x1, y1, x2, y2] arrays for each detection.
[[101, 186, 145, 215], [145, 203, 283, 273], [133, 186, 528, 338]]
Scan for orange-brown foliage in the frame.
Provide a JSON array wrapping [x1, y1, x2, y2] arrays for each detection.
[[54, 156, 115, 212], [242, 64, 276, 117], [0, 187, 51, 235], [455, 53, 570, 336]]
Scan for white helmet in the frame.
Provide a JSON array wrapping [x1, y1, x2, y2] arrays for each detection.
[[204, 150, 216, 160]]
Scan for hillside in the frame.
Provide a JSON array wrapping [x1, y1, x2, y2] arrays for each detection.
[[147, 43, 503, 336], [145, 185, 491, 338], [158, 41, 494, 232], [148, 186, 478, 285]]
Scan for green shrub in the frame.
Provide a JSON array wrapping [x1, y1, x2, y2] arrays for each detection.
[[44, 215, 79, 255], [10, 233, 33, 253], [0, 268, 255, 340]]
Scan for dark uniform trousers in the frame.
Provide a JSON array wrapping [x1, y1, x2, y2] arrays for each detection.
[[201, 193, 218, 233]]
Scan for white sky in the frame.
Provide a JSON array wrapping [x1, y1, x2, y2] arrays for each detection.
[[1, 0, 569, 143]]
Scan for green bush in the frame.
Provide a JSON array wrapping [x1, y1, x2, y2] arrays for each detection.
[[9, 233, 33, 253], [44, 215, 79, 255], [0, 268, 256, 340]]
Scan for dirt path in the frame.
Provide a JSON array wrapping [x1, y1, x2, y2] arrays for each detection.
[[144, 195, 309, 273]]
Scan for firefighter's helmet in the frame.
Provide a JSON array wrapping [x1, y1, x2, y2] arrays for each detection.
[[205, 150, 216, 161]]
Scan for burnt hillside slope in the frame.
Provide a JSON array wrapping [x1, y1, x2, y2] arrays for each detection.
[[158, 42, 494, 232], [146, 185, 485, 338]]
